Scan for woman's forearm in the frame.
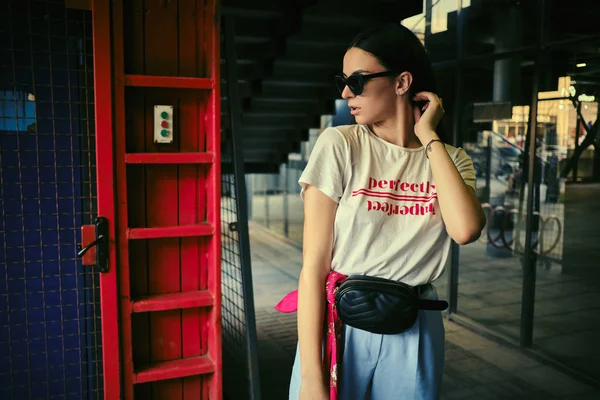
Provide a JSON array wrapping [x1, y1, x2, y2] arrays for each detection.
[[297, 268, 328, 380], [297, 185, 338, 383], [427, 140, 486, 244]]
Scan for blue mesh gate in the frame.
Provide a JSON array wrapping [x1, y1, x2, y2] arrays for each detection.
[[0, 1, 102, 398]]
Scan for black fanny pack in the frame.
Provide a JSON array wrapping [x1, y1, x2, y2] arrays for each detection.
[[334, 275, 449, 335]]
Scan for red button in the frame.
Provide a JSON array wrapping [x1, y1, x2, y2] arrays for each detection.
[[161, 121, 168, 128]]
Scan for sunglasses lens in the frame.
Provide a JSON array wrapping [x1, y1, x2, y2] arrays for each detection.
[[347, 75, 363, 95], [335, 76, 346, 95], [334, 75, 363, 96]]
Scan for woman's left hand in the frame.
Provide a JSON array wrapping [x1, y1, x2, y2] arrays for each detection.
[[413, 91, 445, 143]]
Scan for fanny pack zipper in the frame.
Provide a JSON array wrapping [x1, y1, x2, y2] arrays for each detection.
[[337, 278, 415, 299]]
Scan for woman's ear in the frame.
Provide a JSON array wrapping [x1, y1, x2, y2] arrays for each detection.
[[395, 72, 413, 96]]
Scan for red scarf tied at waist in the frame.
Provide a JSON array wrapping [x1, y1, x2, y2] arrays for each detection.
[[275, 270, 348, 400]]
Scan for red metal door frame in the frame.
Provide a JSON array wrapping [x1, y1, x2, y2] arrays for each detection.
[[91, 1, 222, 398], [92, 1, 121, 397]]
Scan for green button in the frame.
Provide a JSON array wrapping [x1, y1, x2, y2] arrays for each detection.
[[161, 111, 169, 119], [160, 129, 169, 137]]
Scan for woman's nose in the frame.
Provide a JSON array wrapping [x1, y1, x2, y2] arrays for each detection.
[[341, 85, 354, 99]]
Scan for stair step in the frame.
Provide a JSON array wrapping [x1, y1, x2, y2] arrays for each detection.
[[234, 40, 278, 61], [135, 355, 215, 384], [240, 112, 320, 129], [131, 290, 214, 313], [232, 17, 279, 41], [128, 224, 214, 240], [125, 152, 215, 164], [283, 41, 345, 64], [221, 128, 306, 142], [221, 5, 282, 19], [243, 136, 292, 144], [125, 75, 213, 90], [272, 59, 337, 81], [242, 116, 316, 129], [297, 21, 357, 43], [235, 61, 268, 80], [260, 79, 338, 98], [223, 161, 280, 174], [302, 12, 399, 26], [220, 79, 253, 98]]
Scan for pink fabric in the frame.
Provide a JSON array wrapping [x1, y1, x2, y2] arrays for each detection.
[[274, 289, 298, 313], [274, 271, 348, 400]]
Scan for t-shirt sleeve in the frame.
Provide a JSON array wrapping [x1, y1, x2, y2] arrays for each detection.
[[452, 147, 477, 191], [298, 127, 348, 203]]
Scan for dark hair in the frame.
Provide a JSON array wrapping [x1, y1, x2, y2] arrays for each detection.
[[349, 23, 447, 140]]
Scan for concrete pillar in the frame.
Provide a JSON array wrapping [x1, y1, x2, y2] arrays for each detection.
[[493, 6, 523, 103]]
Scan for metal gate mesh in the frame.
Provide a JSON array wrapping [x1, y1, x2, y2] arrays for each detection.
[[0, 1, 102, 398], [221, 159, 260, 399], [219, 15, 261, 399], [220, 170, 248, 379], [220, 174, 245, 352]]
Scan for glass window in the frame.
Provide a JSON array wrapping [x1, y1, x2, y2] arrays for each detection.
[[532, 47, 600, 381]]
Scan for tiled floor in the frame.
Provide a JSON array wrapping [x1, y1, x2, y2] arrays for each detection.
[[250, 183, 600, 384], [248, 222, 600, 399]]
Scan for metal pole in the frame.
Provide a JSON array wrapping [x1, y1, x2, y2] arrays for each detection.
[[246, 175, 253, 220], [224, 15, 262, 399], [520, 64, 540, 348], [573, 101, 581, 181], [424, 0, 433, 45], [485, 134, 493, 203], [448, 0, 464, 315], [520, 0, 546, 348], [265, 177, 269, 228], [283, 164, 289, 238]]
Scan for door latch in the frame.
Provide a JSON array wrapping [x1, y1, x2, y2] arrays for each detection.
[[78, 217, 109, 273]]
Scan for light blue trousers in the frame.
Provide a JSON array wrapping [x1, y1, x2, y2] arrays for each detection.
[[288, 287, 445, 400]]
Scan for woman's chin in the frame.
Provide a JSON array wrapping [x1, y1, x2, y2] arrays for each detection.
[[353, 114, 369, 125]]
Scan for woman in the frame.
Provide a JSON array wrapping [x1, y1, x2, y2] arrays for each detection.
[[281, 23, 486, 400]]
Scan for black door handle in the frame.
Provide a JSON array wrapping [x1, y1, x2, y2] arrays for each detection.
[[78, 217, 109, 273], [77, 235, 105, 257]]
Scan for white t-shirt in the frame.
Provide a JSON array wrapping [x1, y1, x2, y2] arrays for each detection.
[[298, 124, 476, 287]]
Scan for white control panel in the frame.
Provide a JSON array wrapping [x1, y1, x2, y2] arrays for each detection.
[[154, 105, 174, 144]]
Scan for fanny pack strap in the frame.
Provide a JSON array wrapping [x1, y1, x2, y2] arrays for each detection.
[[418, 299, 449, 310], [415, 284, 449, 311]]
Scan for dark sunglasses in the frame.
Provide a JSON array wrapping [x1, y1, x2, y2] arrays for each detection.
[[334, 71, 398, 96]]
